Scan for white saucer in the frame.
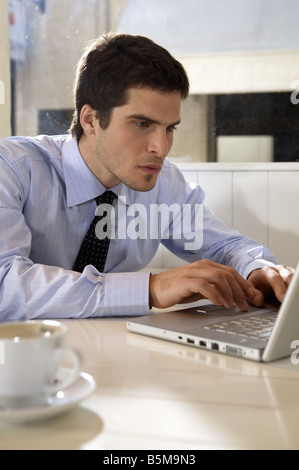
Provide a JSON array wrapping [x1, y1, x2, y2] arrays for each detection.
[[0, 368, 96, 423]]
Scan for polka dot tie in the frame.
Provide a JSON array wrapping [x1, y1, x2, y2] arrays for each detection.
[[73, 191, 117, 273]]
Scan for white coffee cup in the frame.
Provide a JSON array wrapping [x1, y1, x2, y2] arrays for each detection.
[[0, 320, 81, 409]]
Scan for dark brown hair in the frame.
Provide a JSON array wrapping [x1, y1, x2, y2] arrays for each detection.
[[69, 33, 189, 140]]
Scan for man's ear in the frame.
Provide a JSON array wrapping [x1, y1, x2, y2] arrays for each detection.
[[79, 105, 97, 135]]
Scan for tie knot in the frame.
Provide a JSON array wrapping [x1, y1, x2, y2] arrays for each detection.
[[95, 191, 117, 206]]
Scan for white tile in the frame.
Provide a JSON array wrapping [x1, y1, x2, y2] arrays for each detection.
[[232, 171, 268, 245], [197, 171, 233, 226], [268, 172, 299, 266]]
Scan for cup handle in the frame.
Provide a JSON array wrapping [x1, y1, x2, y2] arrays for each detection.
[[48, 347, 82, 394]]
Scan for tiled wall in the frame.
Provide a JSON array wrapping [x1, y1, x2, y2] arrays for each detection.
[[147, 163, 299, 270]]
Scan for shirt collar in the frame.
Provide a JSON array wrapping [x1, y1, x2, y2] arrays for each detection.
[[61, 136, 138, 207]]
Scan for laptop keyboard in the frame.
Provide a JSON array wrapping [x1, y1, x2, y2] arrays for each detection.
[[204, 312, 277, 342]]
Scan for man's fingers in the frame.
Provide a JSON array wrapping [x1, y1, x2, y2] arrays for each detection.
[[149, 260, 295, 311], [150, 262, 255, 311], [247, 288, 264, 307], [280, 266, 295, 286], [248, 265, 295, 304], [270, 266, 294, 302], [196, 264, 256, 311], [203, 270, 249, 311]]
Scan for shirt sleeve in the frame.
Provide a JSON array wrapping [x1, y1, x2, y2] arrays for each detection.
[[0, 154, 151, 321], [0, 258, 151, 321]]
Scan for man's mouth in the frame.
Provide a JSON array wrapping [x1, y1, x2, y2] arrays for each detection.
[[139, 165, 162, 175]]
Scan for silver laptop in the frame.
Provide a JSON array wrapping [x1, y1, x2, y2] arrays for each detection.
[[127, 262, 299, 362]]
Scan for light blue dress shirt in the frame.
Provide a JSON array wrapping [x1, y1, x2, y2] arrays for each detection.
[[0, 134, 277, 320]]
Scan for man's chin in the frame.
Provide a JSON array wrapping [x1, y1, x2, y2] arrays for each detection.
[[129, 175, 158, 192]]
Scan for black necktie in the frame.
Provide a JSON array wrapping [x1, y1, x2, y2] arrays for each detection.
[[73, 191, 117, 273]]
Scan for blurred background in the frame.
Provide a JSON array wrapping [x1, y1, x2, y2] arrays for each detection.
[[2, 0, 299, 163]]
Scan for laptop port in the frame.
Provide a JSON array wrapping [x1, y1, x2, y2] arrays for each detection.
[[226, 346, 242, 356], [211, 342, 219, 350], [199, 340, 207, 347], [187, 338, 195, 344]]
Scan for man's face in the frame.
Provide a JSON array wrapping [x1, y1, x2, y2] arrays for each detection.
[[84, 87, 181, 191]]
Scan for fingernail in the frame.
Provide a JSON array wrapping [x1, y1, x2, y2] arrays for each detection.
[[225, 299, 234, 309], [240, 300, 248, 311]]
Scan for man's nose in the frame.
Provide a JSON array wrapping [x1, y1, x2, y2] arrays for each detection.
[[147, 129, 171, 157]]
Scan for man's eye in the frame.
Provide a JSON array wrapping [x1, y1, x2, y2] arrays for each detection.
[[135, 121, 149, 129], [167, 126, 177, 133]]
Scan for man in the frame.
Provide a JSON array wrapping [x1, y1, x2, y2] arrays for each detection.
[[0, 33, 294, 320]]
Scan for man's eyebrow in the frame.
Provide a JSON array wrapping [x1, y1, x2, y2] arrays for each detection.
[[128, 114, 181, 127]]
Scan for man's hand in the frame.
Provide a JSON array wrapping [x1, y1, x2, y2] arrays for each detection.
[[149, 260, 257, 311], [247, 264, 295, 306], [149, 261, 295, 311]]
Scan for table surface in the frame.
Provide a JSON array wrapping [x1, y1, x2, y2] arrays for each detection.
[[1, 313, 299, 450]]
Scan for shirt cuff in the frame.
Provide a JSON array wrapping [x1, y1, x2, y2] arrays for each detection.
[[243, 259, 277, 280], [102, 271, 151, 317]]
